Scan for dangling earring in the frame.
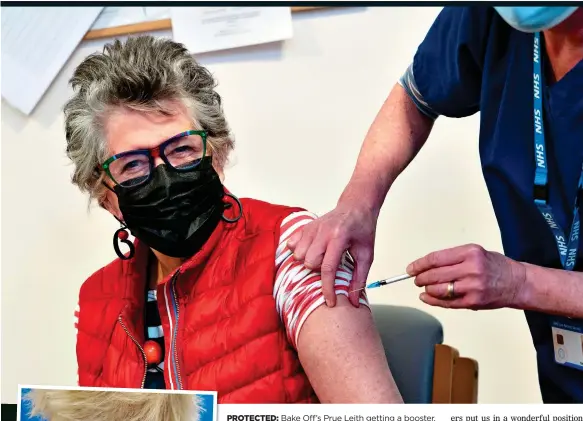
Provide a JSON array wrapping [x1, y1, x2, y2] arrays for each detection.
[[113, 224, 135, 260], [221, 192, 243, 223]]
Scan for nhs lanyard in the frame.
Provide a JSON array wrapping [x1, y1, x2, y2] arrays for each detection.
[[532, 32, 583, 271]]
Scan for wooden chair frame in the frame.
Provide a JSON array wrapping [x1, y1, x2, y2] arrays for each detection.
[[432, 344, 479, 403]]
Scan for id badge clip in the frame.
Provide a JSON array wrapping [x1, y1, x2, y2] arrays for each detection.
[[551, 317, 583, 372]]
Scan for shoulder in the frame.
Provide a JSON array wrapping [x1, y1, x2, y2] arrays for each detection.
[[416, 6, 511, 64], [279, 210, 317, 237], [78, 257, 126, 303], [425, 6, 499, 37], [240, 197, 305, 216], [409, 6, 514, 118], [238, 197, 307, 232], [438, 6, 494, 22]]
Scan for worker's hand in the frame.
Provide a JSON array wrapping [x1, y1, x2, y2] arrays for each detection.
[[406, 244, 527, 310], [287, 203, 378, 308]]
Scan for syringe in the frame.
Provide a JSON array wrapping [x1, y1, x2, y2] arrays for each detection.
[[349, 273, 413, 293]]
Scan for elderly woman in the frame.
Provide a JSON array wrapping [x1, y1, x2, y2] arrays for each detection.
[[25, 389, 199, 421], [70, 36, 402, 404]]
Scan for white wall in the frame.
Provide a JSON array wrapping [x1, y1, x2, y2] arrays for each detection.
[[1, 7, 542, 404]]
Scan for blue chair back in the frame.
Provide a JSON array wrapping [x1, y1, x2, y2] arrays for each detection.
[[371, 304, 444, 403]]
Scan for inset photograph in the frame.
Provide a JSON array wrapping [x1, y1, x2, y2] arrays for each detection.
[[18, 386, 217, 421]]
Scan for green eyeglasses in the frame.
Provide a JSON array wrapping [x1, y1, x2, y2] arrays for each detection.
[[102, 130, 208, 188]]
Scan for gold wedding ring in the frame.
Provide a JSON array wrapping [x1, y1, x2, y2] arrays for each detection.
[[446, 281, 456, 299]]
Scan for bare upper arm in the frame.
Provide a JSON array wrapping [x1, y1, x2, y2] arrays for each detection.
[[296, 295, 403, 403]]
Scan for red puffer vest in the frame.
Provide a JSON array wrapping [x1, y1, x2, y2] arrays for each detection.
[[76, 197, 319, 403]]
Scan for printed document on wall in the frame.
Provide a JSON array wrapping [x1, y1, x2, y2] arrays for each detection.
[[1, 7, 103, 115], [171, 7, 293, 54], [91, 7, 171, 30]]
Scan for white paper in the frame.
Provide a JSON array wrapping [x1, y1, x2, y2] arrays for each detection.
[[1, 7, 103, 115], [91, 7, 171, 30], [170, 7, 293, 54]]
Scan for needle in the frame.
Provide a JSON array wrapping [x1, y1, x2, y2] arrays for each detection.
[[349, 273, 413, 293]]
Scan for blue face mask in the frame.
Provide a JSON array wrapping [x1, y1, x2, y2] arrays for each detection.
[[494, 6, 578, 32]]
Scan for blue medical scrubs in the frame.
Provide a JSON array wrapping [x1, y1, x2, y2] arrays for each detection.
[[402, 6, 583, 402]]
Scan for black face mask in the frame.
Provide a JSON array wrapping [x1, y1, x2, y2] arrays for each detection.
[[114, 157, 227, 258]]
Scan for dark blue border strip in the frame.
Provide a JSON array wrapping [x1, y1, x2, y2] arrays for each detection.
[[2, 1, 580, 7]]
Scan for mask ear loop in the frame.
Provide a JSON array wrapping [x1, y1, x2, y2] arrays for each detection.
[[103, 181, 136, 260], [221, 192, 243, 223]]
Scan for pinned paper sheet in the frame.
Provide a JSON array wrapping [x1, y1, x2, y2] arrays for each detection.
[[91, 7, 171, 30], [1, 7, 103, 115], [171, 7, 293, 54]]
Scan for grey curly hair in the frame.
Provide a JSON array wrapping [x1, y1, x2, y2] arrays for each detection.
[[25, 388, 201, 421], [64, 35, 234, 203]]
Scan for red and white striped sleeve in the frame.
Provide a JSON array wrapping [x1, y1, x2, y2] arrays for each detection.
[[274, 211, 369, 350]]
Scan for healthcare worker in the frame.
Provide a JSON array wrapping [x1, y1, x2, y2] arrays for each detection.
[[288, 6, 583, 402]]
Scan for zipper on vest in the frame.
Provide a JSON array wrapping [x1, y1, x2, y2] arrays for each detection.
[[118, 315, 147, 389], [168, 270, 184, 390]]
